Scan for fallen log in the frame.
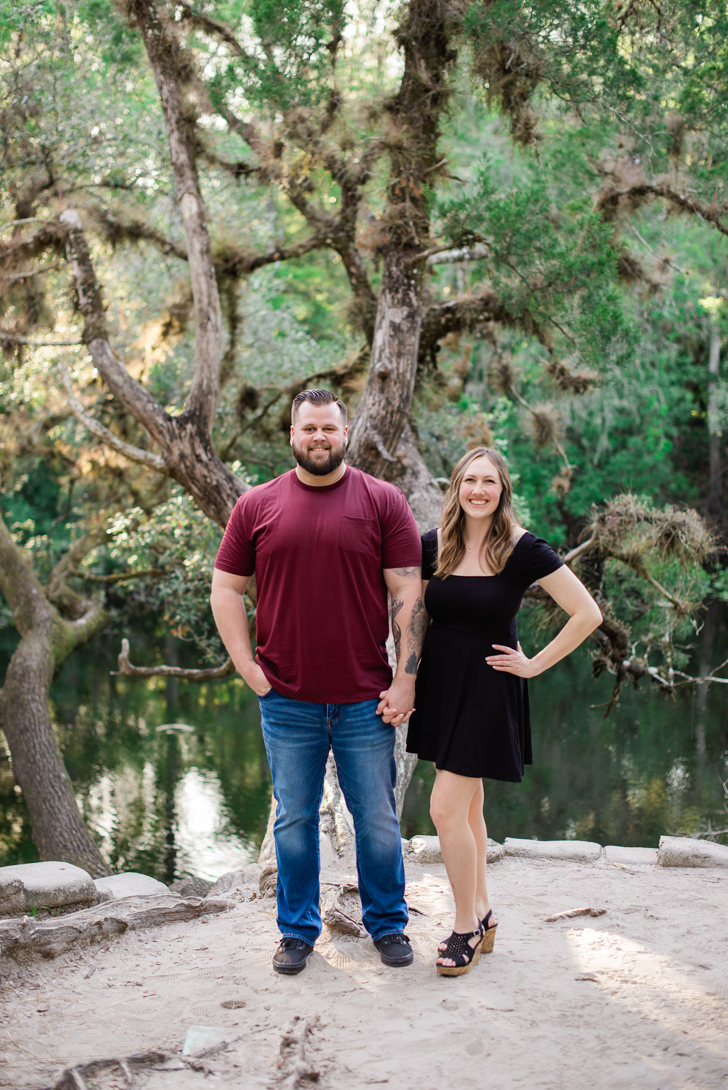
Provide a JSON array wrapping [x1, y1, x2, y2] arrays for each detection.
[[545, 907, 607, 922], [0, 894, 229, 962]]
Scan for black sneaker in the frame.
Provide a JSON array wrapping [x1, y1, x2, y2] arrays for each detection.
[[373, 933, 413, 967], [273, 936, 314, 975]]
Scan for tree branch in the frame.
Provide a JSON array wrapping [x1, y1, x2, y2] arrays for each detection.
[[562, 533, 597, 565], [596, 179, 728, 238], [217, 234, 330, 278], [0, 513, 55, 636], [420, 289, 538, 363], [83, 568, 165, 583], [115, 638, 235, 679], [60, 210, 176, 443], [176, 0, 247, 58], [91, 206, 188, 261], [124, 0, 223, 433], [0, 329, 82, 347], [59, 361, 168, 472]]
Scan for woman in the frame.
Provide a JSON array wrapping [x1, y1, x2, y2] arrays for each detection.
[[404, 447, 602, 976]]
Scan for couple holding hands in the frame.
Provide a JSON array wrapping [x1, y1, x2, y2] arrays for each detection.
[[211, 389, 601, 978]]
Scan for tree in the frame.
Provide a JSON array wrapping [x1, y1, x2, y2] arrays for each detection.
[[0, 515, 109, 873], [1, 0, 726, 865]]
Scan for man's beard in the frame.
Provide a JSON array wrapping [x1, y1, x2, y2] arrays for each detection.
[[291, 438, 347, 476]]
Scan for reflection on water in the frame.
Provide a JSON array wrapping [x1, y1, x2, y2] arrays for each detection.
[[0, 629, 272, 880], [174, 768, 256, 880], [0, 616, 726, 877]]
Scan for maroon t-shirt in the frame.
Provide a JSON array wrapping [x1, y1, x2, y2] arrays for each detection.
[[214, 466, 421, 703]]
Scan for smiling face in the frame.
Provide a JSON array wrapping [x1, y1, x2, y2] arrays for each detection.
[[458, 455, 504, 523], [290, 401, 348, 478]]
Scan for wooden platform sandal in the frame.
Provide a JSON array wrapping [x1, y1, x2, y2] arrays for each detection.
[[435, 926, 484, 977], [481, 908, 498, 954]]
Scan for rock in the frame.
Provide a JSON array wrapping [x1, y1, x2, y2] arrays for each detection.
[[504, 838, 603, 863], [94, 873, 170, 903], [657, 836, 728, 868], [0, 862, 96, 917], [487, 838, 505, 863], [183, 1025, 230, 1058], [605, 845, 658, 866], [410, 835, 442, 863], [207, 870, 245, 897], [169, 876, 212, 899], [259, 865, 278, 895], [207, 864, 261, 898]]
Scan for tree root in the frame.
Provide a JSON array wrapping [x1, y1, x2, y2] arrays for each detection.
[[51, 1047, 225, 1089], [0, 894, 229, 962], [275, 1016, 322, 1089]]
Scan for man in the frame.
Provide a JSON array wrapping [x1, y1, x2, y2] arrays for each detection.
[[211, 389, 424, 975]]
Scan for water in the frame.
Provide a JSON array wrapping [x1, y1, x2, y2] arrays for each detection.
[[402, 643, 728, 847], [0, 621, 726, 878]]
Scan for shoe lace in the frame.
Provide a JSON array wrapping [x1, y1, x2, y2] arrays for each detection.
[[280, 937, 308, 950], [382, 933, 410, 946]]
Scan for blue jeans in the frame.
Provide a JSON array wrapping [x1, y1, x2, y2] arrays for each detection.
[[258, 689, 408, 945]]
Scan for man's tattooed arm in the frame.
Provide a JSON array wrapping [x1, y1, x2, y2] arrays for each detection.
[[390, 594, 404, 664], [404, 595, 426, 675], [385, 566, 426, 677]]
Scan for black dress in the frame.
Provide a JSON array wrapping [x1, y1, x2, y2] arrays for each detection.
[[406, 529, 564, 782]]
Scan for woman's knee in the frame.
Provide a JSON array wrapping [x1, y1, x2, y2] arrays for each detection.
[[430, 792, 462, 833]]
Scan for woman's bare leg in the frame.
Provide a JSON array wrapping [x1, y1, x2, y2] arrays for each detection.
[[430, 769, 483, 965], [469, 780, 495, 924]]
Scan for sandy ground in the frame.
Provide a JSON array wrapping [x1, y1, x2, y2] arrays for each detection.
[[1, 855, 727, 1090]]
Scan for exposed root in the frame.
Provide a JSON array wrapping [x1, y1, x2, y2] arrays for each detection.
[[274, 1015, 322, 1089]]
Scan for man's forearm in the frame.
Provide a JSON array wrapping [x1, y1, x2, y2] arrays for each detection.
[[391, 586, 426, 679], [210, 586, 256, 674]]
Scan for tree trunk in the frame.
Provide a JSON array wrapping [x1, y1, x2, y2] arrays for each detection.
[[0, 619, 108, 875], [695, 600, 719, 761], [0, 515, 110, 874], [347, 255, 424, 476], [707, 329, 723, 525]]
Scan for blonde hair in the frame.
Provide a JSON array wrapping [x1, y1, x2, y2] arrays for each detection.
[[435, 447, 517, 578]]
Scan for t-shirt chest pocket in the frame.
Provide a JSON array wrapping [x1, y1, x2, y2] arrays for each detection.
[[339, 515, 378, 557]]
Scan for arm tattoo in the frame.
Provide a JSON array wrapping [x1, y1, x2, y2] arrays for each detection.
[[404, 596, 425, 675], [390, 594, 404, 663], [390, 566, 419, 577]]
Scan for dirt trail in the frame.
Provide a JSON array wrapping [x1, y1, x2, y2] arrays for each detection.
[[1, 857, 727, 1089]]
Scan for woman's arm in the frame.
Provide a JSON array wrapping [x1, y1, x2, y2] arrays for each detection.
[[486, 565, 602, 678]]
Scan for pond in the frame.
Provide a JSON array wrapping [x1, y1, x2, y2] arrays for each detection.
[[1, 615, 726, 881]]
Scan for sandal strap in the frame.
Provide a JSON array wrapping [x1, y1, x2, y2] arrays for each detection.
[[438, 927, 483, 967]]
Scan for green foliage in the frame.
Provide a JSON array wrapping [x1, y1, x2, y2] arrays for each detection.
[[438, 158, 633, 367], [94, 492, 230, 662], [464, 0, 643, 113], [207, 0, 346, 110]]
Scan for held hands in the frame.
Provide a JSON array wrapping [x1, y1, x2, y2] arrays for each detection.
[[486, 641, 537, 678], [376, 676, 416, 726]]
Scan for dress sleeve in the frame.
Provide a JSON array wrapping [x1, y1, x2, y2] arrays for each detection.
[[421, 528, 439, 580], [517, 535, 564, 584]]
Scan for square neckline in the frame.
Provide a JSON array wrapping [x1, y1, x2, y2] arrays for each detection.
[[442, 530, 534, 579]]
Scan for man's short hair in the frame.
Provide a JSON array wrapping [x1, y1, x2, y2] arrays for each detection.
[[291, 388, 348, 424]]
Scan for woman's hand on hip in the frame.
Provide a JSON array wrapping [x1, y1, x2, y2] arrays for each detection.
[[486, 642, 537, 678]]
